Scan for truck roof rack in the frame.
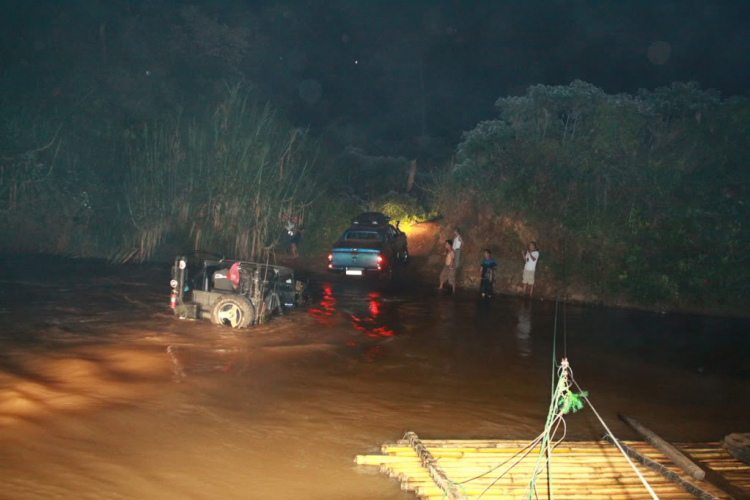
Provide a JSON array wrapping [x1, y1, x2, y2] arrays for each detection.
[[352, 212, 391, 226]]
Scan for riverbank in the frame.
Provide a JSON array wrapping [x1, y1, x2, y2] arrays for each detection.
[[286, 220, 748, 318]]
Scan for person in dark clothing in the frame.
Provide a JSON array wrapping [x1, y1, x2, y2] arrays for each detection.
[[478, 249, 497, 298], [291, 226, 304, 258]]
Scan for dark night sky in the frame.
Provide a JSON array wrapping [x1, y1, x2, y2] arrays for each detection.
[[2, 0, 749, 152], [294, 0, 750, 142]]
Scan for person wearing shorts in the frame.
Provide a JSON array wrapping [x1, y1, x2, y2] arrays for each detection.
[[438, 240, 456, 293], [522, 241, 539, 297]]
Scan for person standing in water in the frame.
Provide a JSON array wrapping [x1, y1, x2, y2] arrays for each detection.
[[438, 240, 456, 293], [478, 249, 497, 298], [522, 241, 539, 297]]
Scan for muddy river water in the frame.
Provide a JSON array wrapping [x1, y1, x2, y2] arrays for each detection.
[[0, 256, 748, 500]]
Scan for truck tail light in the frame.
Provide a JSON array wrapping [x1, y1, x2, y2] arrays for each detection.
[[376, 254, 384, 264], [328, 253, 333, 262]]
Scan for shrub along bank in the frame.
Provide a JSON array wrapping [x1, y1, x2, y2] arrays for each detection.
[[434, 81, 749, 315]]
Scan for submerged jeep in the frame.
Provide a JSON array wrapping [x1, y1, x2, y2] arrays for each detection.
[[170, 253, 307, 328]]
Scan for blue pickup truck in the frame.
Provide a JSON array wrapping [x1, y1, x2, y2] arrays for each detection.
[[328, 213, 408, 278]]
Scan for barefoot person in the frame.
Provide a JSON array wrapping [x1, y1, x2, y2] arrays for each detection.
[[478, 249, 497, 298], [522, 241, 539, 297], [438, 240, 456, 293]]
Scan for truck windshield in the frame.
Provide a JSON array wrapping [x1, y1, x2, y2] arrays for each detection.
[[342, 231, 382, 241]]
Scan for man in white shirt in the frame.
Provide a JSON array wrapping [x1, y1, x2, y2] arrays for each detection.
[[281, 213, 295, 253], [522, 241, 539, 297], [452, 228, 463, 266]]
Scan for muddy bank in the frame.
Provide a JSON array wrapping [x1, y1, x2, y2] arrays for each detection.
[[304, 220, 748, 318], [234, 214, 745, 317]]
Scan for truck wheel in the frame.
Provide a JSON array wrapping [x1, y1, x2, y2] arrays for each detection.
[[211, 295, 255, 328]]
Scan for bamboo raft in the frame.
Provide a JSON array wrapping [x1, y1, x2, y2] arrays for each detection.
[[356, 434, 750, 500]]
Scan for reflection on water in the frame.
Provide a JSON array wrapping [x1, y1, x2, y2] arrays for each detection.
[[307, 284, 337, 326], [310, 285, 396, 340], [351, 291, 396, 338], [0, 346, 170, 426], [0, 259, 749, 500], [516, 301, 533, 357]]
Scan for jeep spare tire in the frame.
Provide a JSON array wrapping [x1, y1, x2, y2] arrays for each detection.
[[211, 295, 255, 328]]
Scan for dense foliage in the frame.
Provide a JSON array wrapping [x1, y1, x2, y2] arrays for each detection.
[[0, 85, 321, 263], [117, 85, 320, 262], [452, 81, 749, 308]]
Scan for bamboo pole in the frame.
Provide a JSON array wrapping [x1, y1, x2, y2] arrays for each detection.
[[422, 494, 699, 500], [390, 439, 720, 446], [358, 457, 744, 471], [382, 445, 727, 456], [382, 451, 735, 463], [403, 477, 750, 490], [394, 467, 668, 478], [620, 414, 706, 481], [396, 469, 750, 483], [404, 475, 674, 486], [369, 466, 745, 478], [416, 483, 706, 496]]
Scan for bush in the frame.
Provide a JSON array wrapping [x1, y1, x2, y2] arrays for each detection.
[[449, 81, 750, 309], [371, 192, 434, 230], [300, 197, 363, 256]]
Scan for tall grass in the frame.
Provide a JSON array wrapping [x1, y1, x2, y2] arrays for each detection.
[[0, 110, 94, 255], [117, 84, 319, 262]]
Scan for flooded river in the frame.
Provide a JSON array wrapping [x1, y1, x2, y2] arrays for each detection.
[[0, 256, 749, 499]]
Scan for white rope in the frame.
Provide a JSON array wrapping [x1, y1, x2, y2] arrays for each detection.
[[570, 375, 661, 500]]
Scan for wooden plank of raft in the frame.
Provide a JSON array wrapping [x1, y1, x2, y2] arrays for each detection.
[[680, 448, 750, 500], [620, 413, 706, 481], [724, 434, 750, 466], [405, 432, 465, 500], [602, 435, 719, 500]]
